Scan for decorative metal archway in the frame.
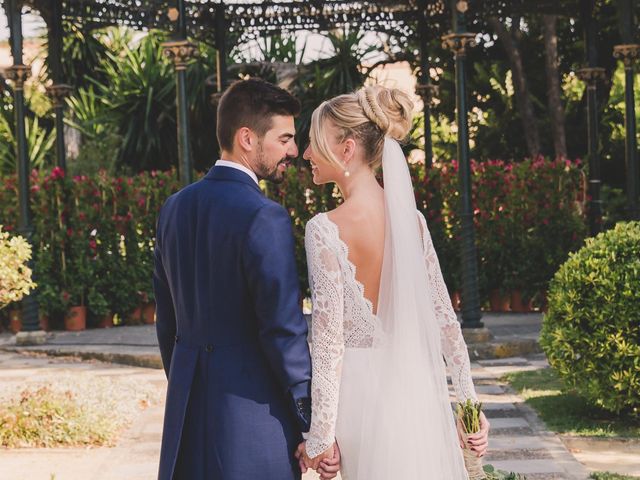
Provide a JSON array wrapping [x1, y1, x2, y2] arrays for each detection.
[[2, 0, 638, 341]]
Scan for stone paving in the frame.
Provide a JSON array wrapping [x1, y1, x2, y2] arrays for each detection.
[[0, 350, 596, 480], [0, 314, 636, 479], [0, 351, 166, 480], [468, 355, 590, 479]]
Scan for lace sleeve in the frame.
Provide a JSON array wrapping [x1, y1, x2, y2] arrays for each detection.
[[304, 218, 345, 459], [417, 212, 478, 402]]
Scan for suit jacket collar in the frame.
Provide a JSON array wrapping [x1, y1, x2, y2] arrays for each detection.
[[205, 165, 263, 194]]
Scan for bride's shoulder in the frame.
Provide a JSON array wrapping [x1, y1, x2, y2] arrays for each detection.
[[304, 212, 329, 237], [305, 211, 341, 247], [305, 212, 325, 227]]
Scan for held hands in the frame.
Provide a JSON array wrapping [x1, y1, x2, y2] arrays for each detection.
[[457, 410, 490, 457], [295, 441, 341, 479]]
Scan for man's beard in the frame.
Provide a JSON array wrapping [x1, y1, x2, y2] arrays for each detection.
[[255, 144, 288, 184]]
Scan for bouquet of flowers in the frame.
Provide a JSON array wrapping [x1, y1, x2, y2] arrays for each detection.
[[457, 399, 527, 480], [457, 399, 486, 480], [0, 226, 36, 309]]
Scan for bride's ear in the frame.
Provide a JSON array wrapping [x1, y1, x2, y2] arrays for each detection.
[[343, 138, 356, 162]]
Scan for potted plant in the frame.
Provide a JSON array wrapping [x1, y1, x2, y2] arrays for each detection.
[[457, 399, 486, 480], [108, 266, 139, 325], [62, 220, 95, 331], [36, 284, 65, 331], [123, 231, 157, 325], [61, 256, 91, 330], [138, 257, 156, 325], [88, 288, 112, 328], [8, 305, 22, 334], [62, 287, 87, 331], [141, 289, 156, 325], [0, 226, 37, 332]]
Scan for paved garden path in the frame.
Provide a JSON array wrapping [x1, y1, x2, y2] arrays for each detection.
[[0, 349, 596, 480], [468, 355, 590, 479], [0, 313, 544, 368]]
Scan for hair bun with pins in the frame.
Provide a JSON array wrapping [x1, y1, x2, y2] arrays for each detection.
[[356, 86, 413, 141]]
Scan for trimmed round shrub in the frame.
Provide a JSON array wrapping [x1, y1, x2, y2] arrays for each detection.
[[541, 221, 640, 416]]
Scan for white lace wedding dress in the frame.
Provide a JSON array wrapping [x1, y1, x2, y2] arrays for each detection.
[[304, 210, 477, 479]]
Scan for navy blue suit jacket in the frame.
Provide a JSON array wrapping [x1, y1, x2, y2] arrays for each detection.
[[153, 165, 312, 480]]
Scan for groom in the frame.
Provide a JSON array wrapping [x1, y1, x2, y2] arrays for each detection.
[[153, 79, 339, 479]]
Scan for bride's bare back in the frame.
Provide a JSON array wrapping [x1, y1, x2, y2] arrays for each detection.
[[326, 191, 385, 315]]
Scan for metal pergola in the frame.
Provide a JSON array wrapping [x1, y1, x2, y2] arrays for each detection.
[[2, 0, 638, 343]]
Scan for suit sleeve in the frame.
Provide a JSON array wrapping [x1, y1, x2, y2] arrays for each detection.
[[153, 208, 177, 379], [243, 202, 313, 432]]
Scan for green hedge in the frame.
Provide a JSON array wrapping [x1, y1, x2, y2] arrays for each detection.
[[541, 222, 640, 416], [0, 168, 181, 327], [273, 156, 586, 301], [0, 157, 586, 328]]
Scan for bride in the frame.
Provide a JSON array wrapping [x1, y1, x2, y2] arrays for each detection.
[[296, 86, 490, 479]]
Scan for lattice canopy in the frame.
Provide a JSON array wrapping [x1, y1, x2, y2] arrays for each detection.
[[50, 1, 581, 45]]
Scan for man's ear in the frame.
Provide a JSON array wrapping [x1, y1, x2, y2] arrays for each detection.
[[235, 127, 254, 152]]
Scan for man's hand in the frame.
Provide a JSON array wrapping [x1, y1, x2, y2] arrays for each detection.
[[295, 442, 308, 474], [317, 441, 341, 479], [457, 411, 490, 457]]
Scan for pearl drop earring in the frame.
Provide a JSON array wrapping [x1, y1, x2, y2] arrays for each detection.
[[344, 160, 350, 177]]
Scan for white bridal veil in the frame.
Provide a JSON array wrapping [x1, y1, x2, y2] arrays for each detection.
[[354, 138, 469, 479]]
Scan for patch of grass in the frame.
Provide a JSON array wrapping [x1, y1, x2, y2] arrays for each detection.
[[0, 385, 114, 447], [589, 472, 639, 480], [0, 374, 159, 448], [502, 368, 640, 438]]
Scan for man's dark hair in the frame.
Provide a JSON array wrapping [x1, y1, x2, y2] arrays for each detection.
[[216, 78, 301, 152]]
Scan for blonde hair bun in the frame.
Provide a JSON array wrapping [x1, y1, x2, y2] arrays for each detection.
[[357, 86, 413, 141]]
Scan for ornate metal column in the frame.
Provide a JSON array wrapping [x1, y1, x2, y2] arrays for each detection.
[[5, 0, 43, 343], [163, 0, 198, 186], [416, 0, 437, 169], [443, 0, 483, 328], [613, 0, 639, 220], [577, 0, 606, 235], [46, 0, 72, 171], [416, 84, 439, 169], [214, 3, 228, 93]]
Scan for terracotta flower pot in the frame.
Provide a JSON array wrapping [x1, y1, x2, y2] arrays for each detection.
[[142, 302, 156, 324], [510, 291, 532, 313], [9, 309, 22, 334], [65, 306, 87, 331], [128, 306, 143, 324], [488, 289, 510, 312], [450, 291, 461, 312], [98, 313, 114, 328]]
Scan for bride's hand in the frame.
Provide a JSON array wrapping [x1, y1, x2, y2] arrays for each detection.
[[318, 441, 341, 479], [300, 443, 335, 471], [457, 411, 490, 457], [467, 411, 490, 457]]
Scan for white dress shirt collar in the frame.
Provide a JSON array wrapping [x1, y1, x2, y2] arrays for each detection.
[[215, 160, 259, 186]]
